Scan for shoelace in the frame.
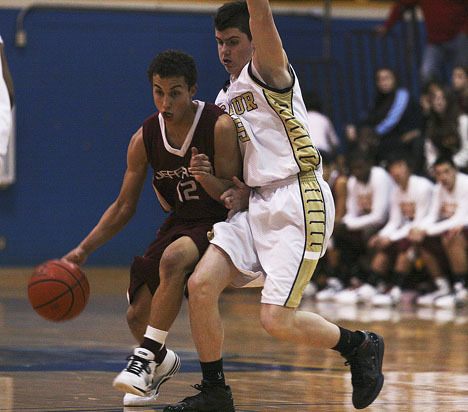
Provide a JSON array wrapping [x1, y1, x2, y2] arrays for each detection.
[[126, 355, 151, 376], [192, 383, 208, 393]]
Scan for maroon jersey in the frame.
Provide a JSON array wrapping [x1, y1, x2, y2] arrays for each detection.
[[142, 101, 228, 221]]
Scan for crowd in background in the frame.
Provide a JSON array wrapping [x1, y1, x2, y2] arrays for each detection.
[[302, 63, 468, 310]]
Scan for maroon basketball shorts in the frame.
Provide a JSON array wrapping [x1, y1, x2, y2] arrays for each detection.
[[420, 228, 468, 272], [127, 215, 216, 303]]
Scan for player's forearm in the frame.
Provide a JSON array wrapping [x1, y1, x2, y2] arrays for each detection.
[[78, 202, 135, 255], [197, 175, 234, 204]]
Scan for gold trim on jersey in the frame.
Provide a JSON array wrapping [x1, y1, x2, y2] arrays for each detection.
[[285, 171, 326, 308], [262, 88, 320, 172], [231, 114, 251, 143]]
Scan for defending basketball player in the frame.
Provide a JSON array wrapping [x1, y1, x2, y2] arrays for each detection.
[[62, 50, 241, 406], [161, 2, 385, 411]]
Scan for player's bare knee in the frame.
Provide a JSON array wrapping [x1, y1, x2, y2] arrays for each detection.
[[260, 305, 288, 337], [160, 249, 193, 283], [187, 272, 213, 303]]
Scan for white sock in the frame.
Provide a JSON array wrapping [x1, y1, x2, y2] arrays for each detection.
[[144, 325, 168, 345]]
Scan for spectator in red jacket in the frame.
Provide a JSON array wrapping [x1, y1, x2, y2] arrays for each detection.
[[377, 0, 468, 85]]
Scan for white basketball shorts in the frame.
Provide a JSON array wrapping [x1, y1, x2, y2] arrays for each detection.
[[210, 171, 335, 308]]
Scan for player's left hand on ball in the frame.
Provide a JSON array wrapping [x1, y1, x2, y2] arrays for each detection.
[[62, 246, 88, 266], [189, 147, 213, 179]]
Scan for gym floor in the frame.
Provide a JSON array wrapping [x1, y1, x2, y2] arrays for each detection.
[[1, 267, 467, 411]]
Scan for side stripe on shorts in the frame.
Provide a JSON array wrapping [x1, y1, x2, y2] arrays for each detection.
[[285, 171, 326, 308]]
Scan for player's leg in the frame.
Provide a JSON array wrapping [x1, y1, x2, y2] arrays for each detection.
[[188, 244, 239, 361], [126, 284, 152, 342], [416, 238, 451, 305], [255, 175, 383, 410], [370, 245, 403, 306], [260, 302, 384, 409], [260, 302, 339, 346], [163, 245, 243, 412], [114, 236, 198, 396], [435, 231, 468, 308]]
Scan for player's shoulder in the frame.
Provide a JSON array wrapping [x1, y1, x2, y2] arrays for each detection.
[[202, 101, 226, 117], [142, 111, 159, 128]]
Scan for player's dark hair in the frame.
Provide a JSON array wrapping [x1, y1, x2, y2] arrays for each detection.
[[433, 154, 456, 169], [386, 150, 414, 170], [214, 1, 252, 40], [147, 49, 197, 88], [346, 149, 373, 167]]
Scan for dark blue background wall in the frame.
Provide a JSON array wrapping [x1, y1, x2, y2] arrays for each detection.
[[0, 7, 385, 265]]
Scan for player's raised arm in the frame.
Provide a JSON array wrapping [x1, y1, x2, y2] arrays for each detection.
[[247, 0, 291, 89]]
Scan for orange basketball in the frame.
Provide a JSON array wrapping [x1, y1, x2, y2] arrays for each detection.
[[28, 259, 90, 321]]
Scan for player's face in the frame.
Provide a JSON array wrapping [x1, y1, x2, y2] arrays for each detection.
[[350, 160, 371, 183], [389, 160, 409, 187], [434, 163, 456, 191], [215, 27, 253, 78], [152, 75, 196, 123]]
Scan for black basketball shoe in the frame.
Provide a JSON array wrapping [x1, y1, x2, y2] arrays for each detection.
[[343, 331, 384, 409], [163, 380, 235, 412]]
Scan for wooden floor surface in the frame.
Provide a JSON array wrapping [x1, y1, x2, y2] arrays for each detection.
[[0, 267, 467, 412]]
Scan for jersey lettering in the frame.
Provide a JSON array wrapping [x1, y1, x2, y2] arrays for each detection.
[[229, 92, 258, 115], [177, 180, 200, 202], [155, 166, 190, 180]]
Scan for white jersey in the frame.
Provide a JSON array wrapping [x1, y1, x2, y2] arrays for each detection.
[[417, 172, 468, 236], [0, 35, 12, 156], [216, 61, 322, 187], [306, 110, 340, 154], [379, 175, 434, 241], [342, 166, 394, 231]]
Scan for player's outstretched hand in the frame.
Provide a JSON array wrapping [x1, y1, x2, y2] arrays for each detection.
[[189, 147, 213, 181], [221, 176, 251, 218], [62, 246, 88, 266]]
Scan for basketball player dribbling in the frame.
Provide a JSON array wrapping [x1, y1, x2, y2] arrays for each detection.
[[63, 49, 242, 407], [162, 1, 385, 411]]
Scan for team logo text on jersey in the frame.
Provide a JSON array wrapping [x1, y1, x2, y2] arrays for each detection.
[[155, 166, 190, 180], [229, 92, 258, 115]]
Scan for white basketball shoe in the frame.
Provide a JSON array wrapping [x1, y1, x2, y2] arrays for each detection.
[[416, 278, 450, 306], [114, 347, 180, 398]]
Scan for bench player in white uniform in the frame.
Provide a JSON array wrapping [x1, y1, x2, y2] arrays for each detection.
[[368, 152, 434, 306], [409, 156, 468, 308], [162, 2, 385, 411]]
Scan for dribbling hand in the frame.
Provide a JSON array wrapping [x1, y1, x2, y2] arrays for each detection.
[[62, 246, 88, 266]]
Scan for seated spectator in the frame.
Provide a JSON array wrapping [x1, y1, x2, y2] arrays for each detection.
[[409, 156, 468, 308], [367, 152, 434, 306], [345, 67, 423, 173], [304, 91, 342, 158], [305, 151, 348, 300], [330, 150, 394, 304], [424, 85, 468, 173], [450, 65, 468, 114]]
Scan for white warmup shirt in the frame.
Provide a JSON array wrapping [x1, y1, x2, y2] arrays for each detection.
[[378, 175, 434, 241], [342, 166, 394, 231], [417, 172, 468, 236]]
